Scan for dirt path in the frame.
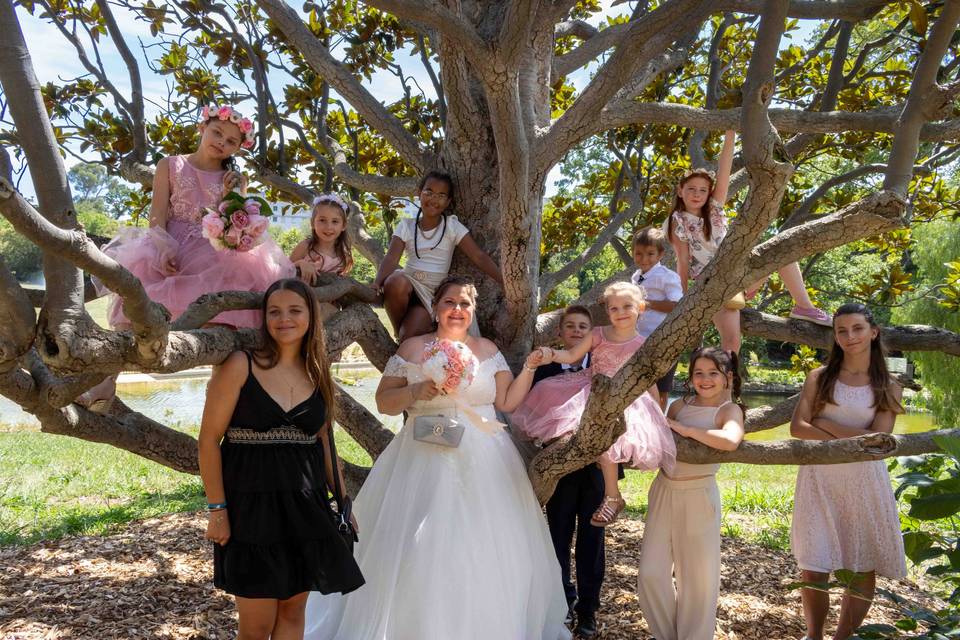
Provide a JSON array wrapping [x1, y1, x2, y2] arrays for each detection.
[[0, 512, 937, 639]]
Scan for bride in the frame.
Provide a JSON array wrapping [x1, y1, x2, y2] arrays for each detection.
[[304, 276, 570, 639]]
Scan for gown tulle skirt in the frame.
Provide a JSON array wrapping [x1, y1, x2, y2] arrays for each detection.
[[511, 369, 676, 472], [304, 404, 571, 640], [98, 220, 294, 328]]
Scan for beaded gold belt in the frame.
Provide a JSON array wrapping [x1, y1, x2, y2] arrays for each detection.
[[226, 427, 317, 444]]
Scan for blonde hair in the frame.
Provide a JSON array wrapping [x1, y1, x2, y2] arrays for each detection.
[[601, 281, 646, 314]]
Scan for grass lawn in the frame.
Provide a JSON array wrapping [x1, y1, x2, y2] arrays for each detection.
[[0, 424, 371, 546], [1, 419, 796, 549], [620, 462, 795, 550]]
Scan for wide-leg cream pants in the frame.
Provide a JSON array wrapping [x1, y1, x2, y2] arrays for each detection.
[[636, 473, 722, 640]]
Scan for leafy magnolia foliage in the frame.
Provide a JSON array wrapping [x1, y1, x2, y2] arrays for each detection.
[[541, 5, 960, 313], [893, 219, 960, 427]]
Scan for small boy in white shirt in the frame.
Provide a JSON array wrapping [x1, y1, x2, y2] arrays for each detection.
[[631, 227, 683, 410]]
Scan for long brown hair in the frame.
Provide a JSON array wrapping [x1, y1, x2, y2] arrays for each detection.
[[683, 347, 747, 414], [813, 303, 903, 416], [254, 278, 336, 427], [667, 168, 717, 242], [309, 195, 354, 275]]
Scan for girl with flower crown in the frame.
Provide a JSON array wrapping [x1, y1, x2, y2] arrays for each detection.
[[290, 193, 354, 320], [83, 105, 293, 410]]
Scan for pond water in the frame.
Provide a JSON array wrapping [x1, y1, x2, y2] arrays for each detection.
[[0, 370, 936, 437]]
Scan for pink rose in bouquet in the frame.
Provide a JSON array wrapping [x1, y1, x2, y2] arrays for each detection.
[[203, 192, 273, 253], [230, 210, 250, 230], [247, 214, 269, 236], [421, 339, 478, 395], [224, 224, 243, 248], [237, 234, 255, 252], [201, 211, 225, 240]]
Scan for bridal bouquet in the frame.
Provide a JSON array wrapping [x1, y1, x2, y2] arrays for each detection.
[[201, 191, 272, 253], [422, 339, 478, 395]]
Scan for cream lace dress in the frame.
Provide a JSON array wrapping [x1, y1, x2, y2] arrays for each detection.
[[790, 382, 906, 578]]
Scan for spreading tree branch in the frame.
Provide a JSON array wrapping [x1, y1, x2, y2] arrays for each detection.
[[0, 179, 170, 361], [740, 309, 960, 356], [256, 0, 428, 169], [538, 0, 710, 169], [883, 1, 960, 194]]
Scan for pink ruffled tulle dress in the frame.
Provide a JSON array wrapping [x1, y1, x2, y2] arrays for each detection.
[[511, 327, 676, 472], [99, 155, 294, 328]]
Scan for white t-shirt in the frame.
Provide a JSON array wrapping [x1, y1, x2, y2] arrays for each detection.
[[631, 263, 683, 338], [394, 215, 470, 274]]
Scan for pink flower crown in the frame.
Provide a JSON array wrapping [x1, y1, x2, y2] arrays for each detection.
[[200, 103, 256, 149]]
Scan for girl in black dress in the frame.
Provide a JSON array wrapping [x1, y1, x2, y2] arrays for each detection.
[[199, 278, 364, 639]]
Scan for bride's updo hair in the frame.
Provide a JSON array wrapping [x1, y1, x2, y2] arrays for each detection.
[[431, 275, 478, 310]]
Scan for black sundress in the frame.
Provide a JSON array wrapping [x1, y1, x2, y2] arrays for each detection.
[[213, 352, 365, 599]]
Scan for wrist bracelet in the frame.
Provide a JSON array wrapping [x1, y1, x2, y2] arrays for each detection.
[[207, 502, 227, 510], [523, 365, 536, 372]]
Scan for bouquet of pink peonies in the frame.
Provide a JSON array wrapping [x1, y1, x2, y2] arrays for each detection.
[[421, 339, 478, 395], [201, 191, 272, 253]]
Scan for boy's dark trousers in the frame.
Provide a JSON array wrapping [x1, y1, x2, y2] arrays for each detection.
[[532, 360, 605, 619], [545, 464, 605, 618]]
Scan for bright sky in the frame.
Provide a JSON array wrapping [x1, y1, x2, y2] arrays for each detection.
[[11, 2, 817, 202]]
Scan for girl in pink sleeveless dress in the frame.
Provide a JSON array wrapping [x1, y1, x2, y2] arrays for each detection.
[[790, 303, 906, 640], [99, 105, 293, 330], [290, 193, 353, 321], [515, 282, 676, 526]]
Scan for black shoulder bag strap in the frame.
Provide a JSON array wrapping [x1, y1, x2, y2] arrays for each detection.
[[325, 423, 359, 547]]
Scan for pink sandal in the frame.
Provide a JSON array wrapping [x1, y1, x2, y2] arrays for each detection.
[[590, 495, 626, 527]]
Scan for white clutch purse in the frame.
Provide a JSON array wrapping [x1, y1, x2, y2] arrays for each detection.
[[413, 415, 465, 448]]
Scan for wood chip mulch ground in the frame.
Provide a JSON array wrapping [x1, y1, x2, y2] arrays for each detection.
[[0, 512, 941, 639]]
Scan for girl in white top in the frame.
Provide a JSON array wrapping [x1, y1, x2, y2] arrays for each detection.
[[636, 347, 745, 640], [790, 303, 905, 640], [666, 131, 830, 354], [373, 171, 503, 340]]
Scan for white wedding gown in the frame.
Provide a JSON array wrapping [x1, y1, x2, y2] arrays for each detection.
[[304, 352, 571, 640]]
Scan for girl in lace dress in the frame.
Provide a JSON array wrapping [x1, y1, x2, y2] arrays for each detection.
[[98, 104, 293, 330], [665, 130, 829, 354], [372, 171, 502, 340], [81, 106, 293, 412], [790, 303, 906, 640], [304, 276, 570, 640], [513, 282, 676, 527]]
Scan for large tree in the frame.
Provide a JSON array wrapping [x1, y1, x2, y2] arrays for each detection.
[[1, 0, 959, 498]]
